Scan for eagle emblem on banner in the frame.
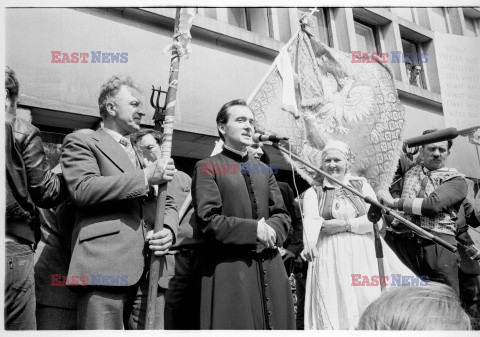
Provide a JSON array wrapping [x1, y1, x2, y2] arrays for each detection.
[[248, 18, 406, 192]]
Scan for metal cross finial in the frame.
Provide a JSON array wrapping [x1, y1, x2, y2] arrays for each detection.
[[309, 7, 319, 15]]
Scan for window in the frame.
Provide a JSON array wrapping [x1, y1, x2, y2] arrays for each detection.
[[464, 17, 477, 37], [401, 39, 426, 89], [226, 8, 273, 38], [276, 8, 292, 42], [393, 7, 414, 22], [246, 8, 272, 38], [298, 8, 330, 45], [430, 8, 448, 33], [227, 8, 247, 29], [203, 8, 217, 20], [447, 8, 463, 35], [354, 20, 377, 54]]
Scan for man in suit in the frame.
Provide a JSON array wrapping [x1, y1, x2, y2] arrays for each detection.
[[132, 128, 202, 329], [60, 75, 178, 329]]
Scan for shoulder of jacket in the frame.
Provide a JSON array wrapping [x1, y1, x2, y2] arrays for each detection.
[[13, 116, 39, 138], [64, 129, 96, 142]]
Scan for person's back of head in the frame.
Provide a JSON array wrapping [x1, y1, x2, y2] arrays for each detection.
[[357, 282, 471, 330]]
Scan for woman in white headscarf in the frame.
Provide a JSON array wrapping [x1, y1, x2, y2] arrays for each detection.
[[302, 140, 414, 330]]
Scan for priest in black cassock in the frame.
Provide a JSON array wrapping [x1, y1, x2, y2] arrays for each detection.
[[191, 99, 295, 329]]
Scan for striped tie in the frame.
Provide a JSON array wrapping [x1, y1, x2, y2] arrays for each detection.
[[119, 137, 137, 168]]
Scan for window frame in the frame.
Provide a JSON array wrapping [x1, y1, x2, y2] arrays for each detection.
[[353, 18, 380, 55]]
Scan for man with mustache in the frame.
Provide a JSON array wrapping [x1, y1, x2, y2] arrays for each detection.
[[380, 128, 467, 296]]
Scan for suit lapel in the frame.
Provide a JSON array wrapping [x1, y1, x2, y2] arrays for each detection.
[[93, 129, 134, 173], [132, 143, 146, 169]]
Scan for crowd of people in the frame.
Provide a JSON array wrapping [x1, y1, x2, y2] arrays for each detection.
[[5, 66, 480, 330]]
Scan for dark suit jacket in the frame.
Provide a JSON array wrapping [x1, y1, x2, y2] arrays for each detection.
[[278, 182, 303, 257], [61, 128, 178, 287], [168, 170, 201, 249]]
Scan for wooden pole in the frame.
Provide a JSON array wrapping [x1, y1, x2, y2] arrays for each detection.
[[145, 8, 182, 329]]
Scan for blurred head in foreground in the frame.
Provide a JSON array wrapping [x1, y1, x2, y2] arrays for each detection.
[[357, 282, 471, 330]]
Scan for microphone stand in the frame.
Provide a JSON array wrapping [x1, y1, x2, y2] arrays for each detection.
[[271, 142, 458, 254], [367, 203, 386, 292]]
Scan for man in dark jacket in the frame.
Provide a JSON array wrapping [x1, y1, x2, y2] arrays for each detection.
[[380, 129, 467, 295], [5, 66, 67, 330], [192, 99, 295, 329]]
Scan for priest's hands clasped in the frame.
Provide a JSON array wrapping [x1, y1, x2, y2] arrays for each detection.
[[256, 217, 277, 252]]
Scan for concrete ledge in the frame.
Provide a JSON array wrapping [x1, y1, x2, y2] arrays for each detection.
[[139, 8, 284, 57], [398, 17, 434, 43], [19, 94, 98, 118], [395, 80, 442, 108]]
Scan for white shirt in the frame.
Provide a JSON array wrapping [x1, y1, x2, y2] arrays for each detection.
[[102, 128, 149, 189]]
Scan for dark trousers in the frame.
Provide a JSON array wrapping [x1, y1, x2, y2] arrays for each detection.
[[5, 241, 36, 330], [165, 249, 201, 329], [36, 304, 77, 330], [76, 272, 165, 329], [384, 231, 460, 296], [459, 269, 480, 320], [293, 260, 308, 330]]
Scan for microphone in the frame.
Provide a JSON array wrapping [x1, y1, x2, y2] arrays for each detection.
[[253, 133, 289, 143], [405, 125, 480, 148]]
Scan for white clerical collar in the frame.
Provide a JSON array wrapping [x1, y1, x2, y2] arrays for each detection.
[[102, 127, 124, 143], [224, 145, 248, 157]]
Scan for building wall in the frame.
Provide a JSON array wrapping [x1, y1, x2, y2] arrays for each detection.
[[6, 8, 274, 135], [5, 6, 480, 181]]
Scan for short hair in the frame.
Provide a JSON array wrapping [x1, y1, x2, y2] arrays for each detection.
[[130, 128, 163, 145], [98, 75, 140, 120], [357, 282, 471, 330], [251, 143, 271, 165], [5, 66, 19, 102], [422, 128, 452, 150], [216, 99, 248, 141]]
